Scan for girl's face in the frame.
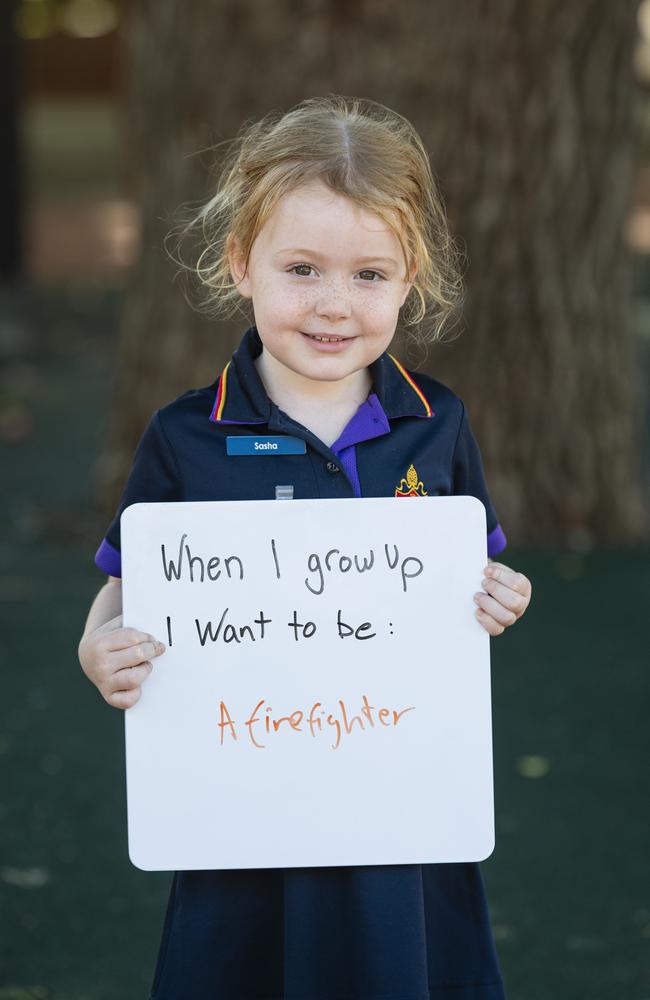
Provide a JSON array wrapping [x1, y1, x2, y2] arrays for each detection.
[[229, 180, 413, 387]]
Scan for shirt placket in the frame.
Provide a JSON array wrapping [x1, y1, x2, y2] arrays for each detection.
[[266, 393, 391, 501]]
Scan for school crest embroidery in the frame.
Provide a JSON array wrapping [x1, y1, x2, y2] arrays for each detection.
[[395, 463, 428, 497]]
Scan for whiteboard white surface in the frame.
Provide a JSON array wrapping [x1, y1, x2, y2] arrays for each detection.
[[121, 496, 495, 871]]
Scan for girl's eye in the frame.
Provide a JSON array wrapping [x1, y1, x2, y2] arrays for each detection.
[[288, 264, 384, 281]]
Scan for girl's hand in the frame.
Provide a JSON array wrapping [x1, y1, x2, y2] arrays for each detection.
[[473, 560, 532, 636], [78, 614, 166, 710]]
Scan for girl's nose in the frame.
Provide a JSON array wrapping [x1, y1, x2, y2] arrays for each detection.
[[315, 279, 352, 321]]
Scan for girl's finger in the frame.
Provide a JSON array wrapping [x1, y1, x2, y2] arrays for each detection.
[[485, 563, 532, 598], [474, 607, 505, 635], [106, 687, 142, 710], [473, 591, 518, 627], [479, 577, 529, 617], [102, 628, 165, 654], [106, 662, 153, 693], [104, 639, 165, 672]]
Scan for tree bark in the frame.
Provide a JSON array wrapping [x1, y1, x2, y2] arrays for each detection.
[[98, 0, 648, 549]]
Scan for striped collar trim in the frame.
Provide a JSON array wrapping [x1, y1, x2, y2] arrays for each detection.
[[387, 353, 434, 417], [209, 361, 231, 422], [208, 355, 269, 425]]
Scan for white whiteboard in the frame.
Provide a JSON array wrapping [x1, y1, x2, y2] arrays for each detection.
[[121, 495, 495, 871]]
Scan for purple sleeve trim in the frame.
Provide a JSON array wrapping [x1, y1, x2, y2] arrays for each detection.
[[487, 523, 507, 557], [94, 538, 122, 578]]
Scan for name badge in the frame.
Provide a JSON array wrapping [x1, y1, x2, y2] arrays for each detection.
[[226, 435, 307, 456]]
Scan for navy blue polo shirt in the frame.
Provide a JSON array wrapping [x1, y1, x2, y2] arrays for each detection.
[[96, 324, 507, 1000], [95, 324, 506, 577]]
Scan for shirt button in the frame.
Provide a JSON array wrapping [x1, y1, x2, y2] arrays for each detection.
[[326, 461, 340, 474]]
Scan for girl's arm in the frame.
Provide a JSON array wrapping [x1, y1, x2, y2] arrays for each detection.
[[78, 577, 166, 709], [81, 576, 123, 636]]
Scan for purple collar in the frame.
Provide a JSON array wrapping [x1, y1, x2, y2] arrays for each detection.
[[330, 392, 391, 453]]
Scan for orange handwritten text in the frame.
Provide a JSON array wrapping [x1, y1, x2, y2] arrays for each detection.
[[217, 694, 416, 750]]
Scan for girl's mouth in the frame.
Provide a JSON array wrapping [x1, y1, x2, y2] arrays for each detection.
[[301, 332, 354, 352], [303, 332, 347, 343]]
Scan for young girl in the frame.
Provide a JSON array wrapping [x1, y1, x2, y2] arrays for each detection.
[[79, 95, 532, 1000]]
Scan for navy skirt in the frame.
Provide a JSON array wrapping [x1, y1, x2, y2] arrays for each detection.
[[149, 863, 506, 1000]]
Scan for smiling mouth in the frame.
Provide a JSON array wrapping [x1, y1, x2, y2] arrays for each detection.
[[302, 332, 349, 343]]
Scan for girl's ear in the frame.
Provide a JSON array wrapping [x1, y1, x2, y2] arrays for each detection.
[[227, 236, 252, 299], [400, 264, 418, 309], [400, 264, 417, 307]]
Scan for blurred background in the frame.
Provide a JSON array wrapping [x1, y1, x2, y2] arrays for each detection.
[[1, 1, 649, 998]]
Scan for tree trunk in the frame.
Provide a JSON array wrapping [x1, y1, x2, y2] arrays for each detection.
[[97, 0, 648, 549], [421, 0, 647, 550]]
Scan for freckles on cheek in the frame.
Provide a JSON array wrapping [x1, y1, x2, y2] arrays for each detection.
[[264, 290, 309, 331], [285, 288, 313, 319], [362, 296, 397, 326]]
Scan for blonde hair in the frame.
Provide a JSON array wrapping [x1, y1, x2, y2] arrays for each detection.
[[166, 94, 466, 345]]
